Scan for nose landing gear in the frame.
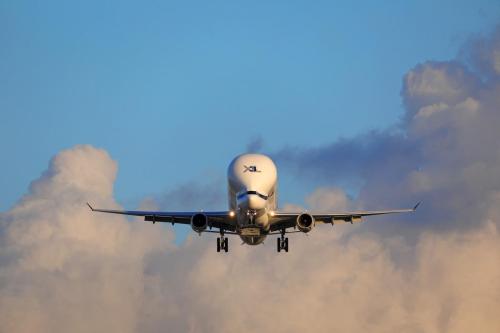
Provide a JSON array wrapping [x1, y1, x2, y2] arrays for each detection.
[[277, 229, 288, 252], [246, 209, 257, 225], [217, 230, 229, 253]]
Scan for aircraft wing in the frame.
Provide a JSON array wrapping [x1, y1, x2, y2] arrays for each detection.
[[269, 202, 420, 232], [87, 203, 237, 232]]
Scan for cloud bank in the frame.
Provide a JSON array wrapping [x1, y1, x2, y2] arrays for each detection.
[[2, 29, 500, 333], [275, 28, 500, 236]]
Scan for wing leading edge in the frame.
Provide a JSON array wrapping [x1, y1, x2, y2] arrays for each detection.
[[269, 202, 420, 232], [87, 201, 420, 234], [87, 203, 237, 231]]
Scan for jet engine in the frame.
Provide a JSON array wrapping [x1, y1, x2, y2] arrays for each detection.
[[191, 213, 208, 233], [296, 213, 315, 233]]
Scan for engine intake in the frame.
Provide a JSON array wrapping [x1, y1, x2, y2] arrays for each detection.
[[191, 213, 208, 233], [296, 213, 314, 233]]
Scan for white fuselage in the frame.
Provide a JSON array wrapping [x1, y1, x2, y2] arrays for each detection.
[[227, 154, 278, 245]]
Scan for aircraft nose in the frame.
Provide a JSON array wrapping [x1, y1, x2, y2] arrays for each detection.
[[246, 194, 266, 210], [237, 193, 267, 210]]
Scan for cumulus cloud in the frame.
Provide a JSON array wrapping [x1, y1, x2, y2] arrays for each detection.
[[0, 146, 174, 333], [462, 27, 500, 80], [275, 27, 500, 236], [2, 29, 500, 333]]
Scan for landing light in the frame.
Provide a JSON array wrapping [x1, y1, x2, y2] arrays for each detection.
[[269, 211, 276, 217], [229, 211, 235, 217]]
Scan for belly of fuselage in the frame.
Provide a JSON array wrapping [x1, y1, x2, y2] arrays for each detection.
[[239, 235, 267, 245]]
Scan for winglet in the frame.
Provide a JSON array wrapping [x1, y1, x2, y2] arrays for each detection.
[[413, 201, 421, 211], [87, 202, 94, 211]]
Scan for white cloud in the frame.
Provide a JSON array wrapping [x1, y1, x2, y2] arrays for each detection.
[[0, 145, 173, 333], [1, 143, 499, 333]]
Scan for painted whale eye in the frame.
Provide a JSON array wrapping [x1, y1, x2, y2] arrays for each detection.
[[237, 191, 268, 200]]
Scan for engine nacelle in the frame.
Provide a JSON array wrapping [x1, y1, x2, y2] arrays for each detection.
[[191, 213, 208, 233], [296, 213, 315, 233]]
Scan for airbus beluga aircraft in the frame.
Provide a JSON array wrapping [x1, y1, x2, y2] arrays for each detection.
[[88, 154, 419, 253]]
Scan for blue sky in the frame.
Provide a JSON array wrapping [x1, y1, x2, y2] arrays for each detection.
[[1, 0, 499, 211]]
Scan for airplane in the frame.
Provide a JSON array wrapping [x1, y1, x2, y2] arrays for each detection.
[[88, 153, 419, 253]]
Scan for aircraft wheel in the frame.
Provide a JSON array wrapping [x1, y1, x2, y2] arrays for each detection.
[[217, 238, 221, 252], [224, 238, 229, 253], [277, 238, 281, 252], [284, 238, 289, 252]]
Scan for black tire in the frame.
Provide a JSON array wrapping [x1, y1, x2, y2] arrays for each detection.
[[284, 238, 289, 252], [217, 238, 221, 252], [277, 238, 281, 252], [224, 238, 229, 252]]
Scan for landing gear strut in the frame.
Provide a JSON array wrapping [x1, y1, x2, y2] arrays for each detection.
[[277, 229, 288, 253], [217, 230, 229, 253]]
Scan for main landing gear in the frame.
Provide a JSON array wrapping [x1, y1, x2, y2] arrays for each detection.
[[277, 230, 288, 253], [217, 231, 229, 253]]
